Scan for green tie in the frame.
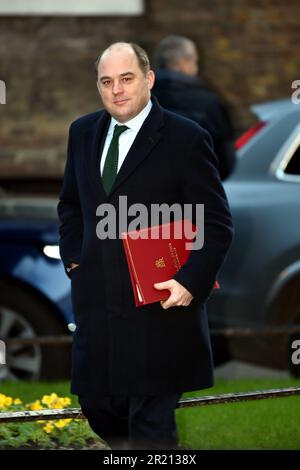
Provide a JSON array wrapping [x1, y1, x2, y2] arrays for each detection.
[[102, 124, 128, 194]]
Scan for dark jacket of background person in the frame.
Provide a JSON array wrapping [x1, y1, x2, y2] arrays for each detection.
[[153, 69, 236, 180], [57, 96, 234, 397]]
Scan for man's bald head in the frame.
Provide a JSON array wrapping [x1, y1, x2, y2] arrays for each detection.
[[95, 42, 150, 79]]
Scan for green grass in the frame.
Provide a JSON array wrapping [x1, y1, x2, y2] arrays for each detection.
[[1, 377, 300, 449], [178, 377, 300, 450]]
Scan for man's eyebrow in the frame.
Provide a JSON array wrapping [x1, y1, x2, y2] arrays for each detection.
[[99, 72, 135, 81], [120, 72, 135, 77]]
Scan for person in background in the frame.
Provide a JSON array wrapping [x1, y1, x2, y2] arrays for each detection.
[[152, 35, 236, 180]]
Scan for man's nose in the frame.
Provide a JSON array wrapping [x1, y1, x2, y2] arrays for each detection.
[[112, 80, 124, 95]]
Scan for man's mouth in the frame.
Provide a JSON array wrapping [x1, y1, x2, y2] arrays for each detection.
[[114, 98, 129, 105]]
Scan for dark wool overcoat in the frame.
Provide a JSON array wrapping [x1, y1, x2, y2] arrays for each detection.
[[57, 96, 233, 396]]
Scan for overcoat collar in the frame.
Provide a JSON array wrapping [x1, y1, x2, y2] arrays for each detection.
[[83, 95, 164, 201]]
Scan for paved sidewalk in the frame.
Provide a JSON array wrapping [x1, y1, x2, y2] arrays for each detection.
[[215, 360, 290, 380]]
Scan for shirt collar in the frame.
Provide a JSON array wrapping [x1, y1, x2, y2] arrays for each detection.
[[109, 99, 152, 134]]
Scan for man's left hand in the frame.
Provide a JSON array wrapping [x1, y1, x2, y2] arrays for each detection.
[[154, 279, 194, 309]]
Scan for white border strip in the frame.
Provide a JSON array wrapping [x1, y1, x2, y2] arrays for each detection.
[[0, 0, 144, 16]]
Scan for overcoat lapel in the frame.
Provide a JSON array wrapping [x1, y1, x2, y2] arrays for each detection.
[[82, 96, 164, 201], [83, 110, 110, 201], [109, 100, 164, 197]]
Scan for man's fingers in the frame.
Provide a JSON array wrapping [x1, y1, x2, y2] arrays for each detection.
[[154, 280, 174, 291], [161, 294, 193, 309], [157, 280, 193, 309], [160, 294, 180, 310], [160, 299, 173, 310]]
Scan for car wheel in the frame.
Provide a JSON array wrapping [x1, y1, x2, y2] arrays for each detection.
[[0, 282, 71, 381]]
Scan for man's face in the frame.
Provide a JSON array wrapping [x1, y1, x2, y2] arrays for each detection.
[[97, 46, 155, 123]]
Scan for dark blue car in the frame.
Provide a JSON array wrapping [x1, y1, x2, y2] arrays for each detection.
[[0, 196, 73, 381]]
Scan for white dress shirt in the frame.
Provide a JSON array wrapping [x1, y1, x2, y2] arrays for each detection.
[[100, 100, 153, 175]]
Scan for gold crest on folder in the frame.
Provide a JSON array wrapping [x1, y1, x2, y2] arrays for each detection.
[[155, 257, 166, 268]]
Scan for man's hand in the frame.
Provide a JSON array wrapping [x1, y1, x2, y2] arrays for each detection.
[[154, 279, 194, 310]]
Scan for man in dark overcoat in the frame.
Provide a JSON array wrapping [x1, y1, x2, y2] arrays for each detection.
[[58, 42, 233, 450]]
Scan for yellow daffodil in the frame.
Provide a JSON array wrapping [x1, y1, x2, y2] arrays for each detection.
[[54, 419, 72, 429], [29, 400, 43, 411], [4, 396, 12, 406], [41, 393, 58, 406], [51, 398, 64, 409], [0, 395, 13, 408], [43, 422, 54, 433], [61, 397, 71, 407], [0, 393, 7, 408], [41, 393, 72, 409], [13, 398, 22, 405]]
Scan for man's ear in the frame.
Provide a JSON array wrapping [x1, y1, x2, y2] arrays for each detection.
[[147, 70, 155, 90], [96, 80, 102, 96]]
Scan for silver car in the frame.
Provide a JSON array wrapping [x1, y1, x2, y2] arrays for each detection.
[[207, 98, 300, 375]]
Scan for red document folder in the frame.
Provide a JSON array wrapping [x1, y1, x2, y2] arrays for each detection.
[[122, 219, 219, 307]]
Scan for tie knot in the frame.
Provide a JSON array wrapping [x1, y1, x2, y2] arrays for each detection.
[[113, 124, 128, 139]]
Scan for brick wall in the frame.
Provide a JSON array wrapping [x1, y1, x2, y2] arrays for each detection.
[[0, 0, 299, 179]]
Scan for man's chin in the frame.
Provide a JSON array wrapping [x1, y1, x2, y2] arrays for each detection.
[[111, 108, 132, 123]]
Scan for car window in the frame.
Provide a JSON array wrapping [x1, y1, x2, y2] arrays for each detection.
[[285, 145, 300, 175]]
